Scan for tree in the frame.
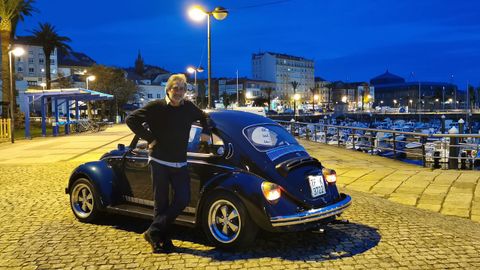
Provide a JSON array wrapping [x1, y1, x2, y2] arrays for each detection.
[[221, 91, 230, 109], [261, 87, 274, 110], [0, 0, 36, 117], [88, 65, 139, 120], [309, 87, 317, 112], [31, 22, 71, 90]]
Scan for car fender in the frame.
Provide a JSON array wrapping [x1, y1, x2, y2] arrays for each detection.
[[198, 171, 272, 230], [67, 161, 115, 207]]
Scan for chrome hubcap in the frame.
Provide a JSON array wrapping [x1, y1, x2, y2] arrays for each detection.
[[208, 199, 241, 243], [71, 183, 94, 218]]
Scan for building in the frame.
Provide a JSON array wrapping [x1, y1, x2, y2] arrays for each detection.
[[252, 52, 314, 98], [314, 77, 331, 108], [13, 36, 58, 87], [370, 70, 457, 110], [217, 77, 275, 99], [124, 52, 171, 108]]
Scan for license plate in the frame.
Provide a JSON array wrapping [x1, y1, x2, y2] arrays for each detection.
[[308, 175, 326, 198]]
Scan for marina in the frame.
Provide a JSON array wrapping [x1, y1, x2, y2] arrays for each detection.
[[276, 115, 480, 170]]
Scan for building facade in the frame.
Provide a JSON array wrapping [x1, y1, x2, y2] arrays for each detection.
[[370, 70, 457, 110], [252, 52, 314, 98], [14, 36, 58, 87]]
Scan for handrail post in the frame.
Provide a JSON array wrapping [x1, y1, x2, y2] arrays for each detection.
[[352, 131, 356, 150], [421, 137, 426, 167], [313, 124, 317, 142], [370, 132, 375, 155], [337, 128, 341, 147], [393, 132, 397, 159], [324, 124, 328, 144]]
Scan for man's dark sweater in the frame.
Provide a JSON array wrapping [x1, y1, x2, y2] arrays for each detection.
[[126, 99, 211, 162]]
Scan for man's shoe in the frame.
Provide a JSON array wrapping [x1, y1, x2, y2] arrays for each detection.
[[161, 238, 175, 254], [143, 232, 162, 254]]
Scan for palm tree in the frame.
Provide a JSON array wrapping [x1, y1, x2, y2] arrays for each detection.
[[261, 87, 274, 110], [31, 22, 71, 90], [309, 87, 317, 112], [0, 0, 36, 117]]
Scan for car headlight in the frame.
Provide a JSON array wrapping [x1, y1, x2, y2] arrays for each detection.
[[261, 181, 281, 203], [322, 168, 337, 185]]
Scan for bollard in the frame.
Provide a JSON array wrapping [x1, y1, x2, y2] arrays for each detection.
[[448, 126, 459, 169], [458, 118, 465, 135], [433, 151, 441, 169], [440, 115, 446, 134], [460, 152, 467, 170]]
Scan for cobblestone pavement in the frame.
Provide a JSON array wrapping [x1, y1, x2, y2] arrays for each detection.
[[302, 140, 480, 222], [1, 163, 480, 269]]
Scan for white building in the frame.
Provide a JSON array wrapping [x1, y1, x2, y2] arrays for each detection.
[[14, 36, 58, 87], [252, 52, 314, 98]]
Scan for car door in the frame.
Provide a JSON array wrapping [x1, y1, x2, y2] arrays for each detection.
[[123, 138, 153, 204]]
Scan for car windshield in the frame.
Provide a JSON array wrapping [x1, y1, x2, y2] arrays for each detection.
[[243, 124, 298, 152]]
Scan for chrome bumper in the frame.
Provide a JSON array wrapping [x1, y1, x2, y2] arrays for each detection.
[[270, 194, 352, 227]]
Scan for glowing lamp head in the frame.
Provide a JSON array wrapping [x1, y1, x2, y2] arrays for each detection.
[[246, 91, 253, 99], [293, 93, 300, 101], [341, 96, 347, 103], [11, 47, 25, 57], [87, 75, 96, 82], [261, 182, 281, 203], [187, 67, 195, 74], [188, 5, 207, 21], [314, 94, 319, 101]]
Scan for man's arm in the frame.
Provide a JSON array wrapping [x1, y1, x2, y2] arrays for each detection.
[[190, 102, 212, 138], [125, 102, 156, 144]]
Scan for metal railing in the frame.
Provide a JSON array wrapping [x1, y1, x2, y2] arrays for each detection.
[[0, 118, 11, 139], [276, 120, 480, 170]]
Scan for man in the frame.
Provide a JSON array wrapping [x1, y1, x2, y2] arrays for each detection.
[[126, 74, 211, 253]]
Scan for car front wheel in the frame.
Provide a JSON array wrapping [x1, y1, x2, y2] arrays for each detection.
[[70, 178, 101, 222], [202, 191, 258, 249]]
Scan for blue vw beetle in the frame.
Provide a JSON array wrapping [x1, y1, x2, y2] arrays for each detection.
[[66, 110, 351, 248]]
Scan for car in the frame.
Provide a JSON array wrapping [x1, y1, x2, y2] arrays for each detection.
[[66, 110, 351, 249]]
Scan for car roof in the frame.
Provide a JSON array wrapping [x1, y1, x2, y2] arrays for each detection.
[[208, 110, 277, 135]]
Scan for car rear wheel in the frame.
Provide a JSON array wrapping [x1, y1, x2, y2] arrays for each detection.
[[70, 178, 101, 222], [202, 191, 258, 249]]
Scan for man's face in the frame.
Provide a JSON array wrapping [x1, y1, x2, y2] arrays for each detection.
[[167, 81, 186, 105]]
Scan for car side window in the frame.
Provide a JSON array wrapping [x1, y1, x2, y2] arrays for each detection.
[[187, 124, 225, 155]]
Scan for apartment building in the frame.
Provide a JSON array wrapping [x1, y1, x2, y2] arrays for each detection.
[[252, 52, 314, 98]]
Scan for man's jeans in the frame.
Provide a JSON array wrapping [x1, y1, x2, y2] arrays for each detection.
[[147, 161, 190, 242]]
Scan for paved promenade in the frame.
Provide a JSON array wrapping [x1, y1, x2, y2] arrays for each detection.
[[302, 140, 480, 222], [1, 124, 480, 269]]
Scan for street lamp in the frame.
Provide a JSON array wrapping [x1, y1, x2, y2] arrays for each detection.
[[188, 5, 228, 109], [187, 66, 204, 101], [293, 93, 300, 119], [86, 75, 96, 120], [40, 82, 46, 90], [8, 46, 25, 143], [86, 75, 95, 89], [393, 99, 397, 107], [313, 94, 319, 113]]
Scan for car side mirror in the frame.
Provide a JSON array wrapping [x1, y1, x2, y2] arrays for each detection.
[[118, 143, 125, 151]]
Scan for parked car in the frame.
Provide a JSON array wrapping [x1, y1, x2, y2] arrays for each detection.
[[66, 111, 351, 249]]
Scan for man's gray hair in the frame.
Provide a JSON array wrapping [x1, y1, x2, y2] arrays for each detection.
[[166, 74, 187, 90]]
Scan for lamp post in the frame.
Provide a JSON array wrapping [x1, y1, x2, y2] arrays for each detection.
[[8, 47, 25, 143], [313, 94, 319, 113], [86, 75, 96, 120], [188, 5, 228, 109], [187, 66, 204, 102], [293, 93, 300, 121]]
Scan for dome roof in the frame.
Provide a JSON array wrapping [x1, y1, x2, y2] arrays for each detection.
[[370, 70, 405, 85]]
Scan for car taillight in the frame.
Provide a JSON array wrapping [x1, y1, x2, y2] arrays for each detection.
[[322, 168, 337, 185], [261, 182, 281, 203]]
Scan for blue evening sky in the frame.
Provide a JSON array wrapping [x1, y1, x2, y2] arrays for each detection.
[[16, 0, 480, 88]]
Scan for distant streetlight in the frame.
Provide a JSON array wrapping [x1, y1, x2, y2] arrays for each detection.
[[380, 100, 384, 104], [293, 93, 300, 119], [341, 95, 347, 103], [245, 91, 253, 99], [313, 94, 319, 112], [86, 75, 96, 120], [86, 75, 96, 89], [40, 82, 46, 90], [188, 5, 228, 108], [393, 99, 397, 107], [8, 47, 25, 143], [187, 66, 204, 101]]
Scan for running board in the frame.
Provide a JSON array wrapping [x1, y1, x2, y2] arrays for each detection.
[[106, 204, 196, 227]]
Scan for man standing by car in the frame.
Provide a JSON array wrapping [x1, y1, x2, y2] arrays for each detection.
[[126, 74, 211, 253]]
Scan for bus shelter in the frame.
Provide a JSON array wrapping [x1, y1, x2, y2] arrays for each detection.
[[23, 88, 113, 138]]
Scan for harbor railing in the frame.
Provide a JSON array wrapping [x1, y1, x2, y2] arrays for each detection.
[[275, 120, 480, 170]]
